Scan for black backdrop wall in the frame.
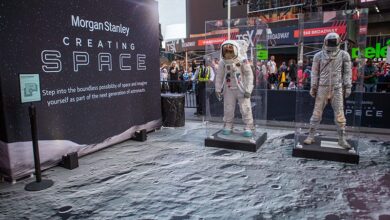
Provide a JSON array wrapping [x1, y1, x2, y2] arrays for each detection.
[[0, 0, 161, 179]]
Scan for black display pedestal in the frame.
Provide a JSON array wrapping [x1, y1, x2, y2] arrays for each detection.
[[205, 130, 267, 152], [292, 135, 359, 164], [161, 93, 185, 127]]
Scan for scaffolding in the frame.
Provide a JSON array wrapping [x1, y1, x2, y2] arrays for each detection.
[[248, 0, 350, 16]]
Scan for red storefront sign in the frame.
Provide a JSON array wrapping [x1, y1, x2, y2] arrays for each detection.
[[198, 37, 227, 46], [293, 26, 346, 38]]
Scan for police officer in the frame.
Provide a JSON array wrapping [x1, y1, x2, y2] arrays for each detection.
[[193, 60, 215, 115]]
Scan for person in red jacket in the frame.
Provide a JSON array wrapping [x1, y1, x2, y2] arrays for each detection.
[[351, 61, 359, 91]]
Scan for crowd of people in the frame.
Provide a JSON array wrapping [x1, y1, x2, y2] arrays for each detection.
[[159, 60, 213, 94], [159, 56, 311, 94], [160, 59, 216, 115], [255, 56, 305, 90], [363, 59, 390, 93], [159, 56, 390, 116], [254, 56, 390, 92], [160, 56, 390, 94]]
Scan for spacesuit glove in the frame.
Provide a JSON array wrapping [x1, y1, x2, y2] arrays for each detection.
[[216, 91, 222, 101], [344, 87, 352, 98], [244, 92, 251, 99], [309, 87, 317, 98]]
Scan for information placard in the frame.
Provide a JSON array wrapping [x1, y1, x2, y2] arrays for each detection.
[[19, 74, 41, 103]]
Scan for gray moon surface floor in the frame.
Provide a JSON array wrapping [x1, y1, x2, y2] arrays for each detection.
[[0, 121, 389, 220]]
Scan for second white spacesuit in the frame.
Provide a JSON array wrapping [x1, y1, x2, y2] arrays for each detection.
[[304, 32, 352, 149], [215, 40, 255, 137]]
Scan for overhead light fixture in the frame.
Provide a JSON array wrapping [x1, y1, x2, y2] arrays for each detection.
[[375, 5, 380, 13]]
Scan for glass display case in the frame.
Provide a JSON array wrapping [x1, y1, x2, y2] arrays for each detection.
[[203, 18, 268, 152], [293, 9, 369, 163]]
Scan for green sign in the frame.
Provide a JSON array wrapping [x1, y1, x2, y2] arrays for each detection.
[[387, 46, 390, 64], [257, 50, 268, 60], [19, 74, 41, 103], [351, 39, 390, 59], [256, 44, 268, 60]]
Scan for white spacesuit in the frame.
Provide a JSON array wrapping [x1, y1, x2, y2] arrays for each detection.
[[304, 32, 352, 149], [215, 40, 255, 137]]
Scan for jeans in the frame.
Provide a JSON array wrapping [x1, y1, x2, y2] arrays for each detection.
[[364, 83, 377, 93]]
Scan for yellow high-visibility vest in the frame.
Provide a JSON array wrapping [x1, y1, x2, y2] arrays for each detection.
[[198, 67, 210, 82]]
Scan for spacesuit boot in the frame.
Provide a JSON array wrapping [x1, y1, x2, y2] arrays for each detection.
[[303, 127, 316, 145], [338, 130, 351, 149], [222, 123, 233, 135], [243, 123, 255, 137], [243, 129, 253, 137]]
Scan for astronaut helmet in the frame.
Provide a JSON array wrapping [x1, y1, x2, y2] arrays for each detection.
[[324, 32, 341, 52], [221, 40, 238, 60], [220, 40, 249, 62]]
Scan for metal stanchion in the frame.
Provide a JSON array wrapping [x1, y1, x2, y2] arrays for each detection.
[[25, 103, 53, 191]]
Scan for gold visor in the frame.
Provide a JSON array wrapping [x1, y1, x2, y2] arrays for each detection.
[[222, 44, 237, 60]]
